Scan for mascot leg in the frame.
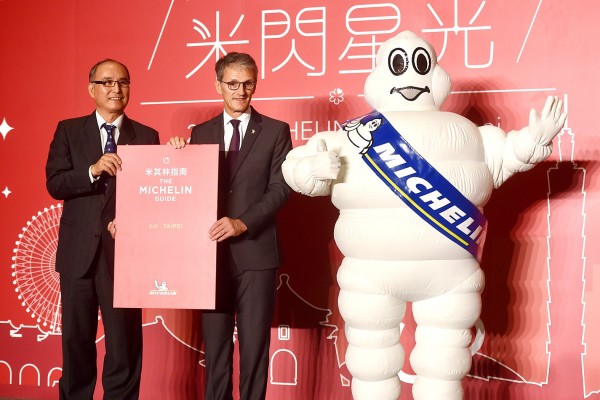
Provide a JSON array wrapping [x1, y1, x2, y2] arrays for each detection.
[[338, 257, 406, 400], [411, 288, 482, 400]]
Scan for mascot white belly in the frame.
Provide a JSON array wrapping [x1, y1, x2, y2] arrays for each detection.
[[282, 31, 566, 400]]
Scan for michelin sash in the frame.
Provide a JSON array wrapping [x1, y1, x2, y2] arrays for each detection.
[[344, 110, 487, 260]]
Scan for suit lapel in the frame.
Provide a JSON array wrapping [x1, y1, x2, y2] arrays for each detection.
[[104, 115, 134, 206], [117, 115, 136, 145], [213, 116, 226, 151], [84, 112, 103, 166]]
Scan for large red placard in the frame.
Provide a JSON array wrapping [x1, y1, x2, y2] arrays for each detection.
[[114, 144, 219, 309]]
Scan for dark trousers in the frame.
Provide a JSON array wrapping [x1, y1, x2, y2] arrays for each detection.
[[203, 254, 277, 400], [59, 242, 143, 400]]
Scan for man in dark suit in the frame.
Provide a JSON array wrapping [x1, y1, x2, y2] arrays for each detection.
[[46, 59, 160, 400], [170, 52, 292, 400]]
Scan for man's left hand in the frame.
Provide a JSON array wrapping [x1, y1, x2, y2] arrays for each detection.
[[209, 217, 247, 242]]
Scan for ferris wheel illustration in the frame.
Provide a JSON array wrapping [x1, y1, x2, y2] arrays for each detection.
[[11, 203, 63, 334]]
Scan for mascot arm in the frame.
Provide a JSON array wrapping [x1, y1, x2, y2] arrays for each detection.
[[282, 133, 340, 197], [482, 95, 566, 188]]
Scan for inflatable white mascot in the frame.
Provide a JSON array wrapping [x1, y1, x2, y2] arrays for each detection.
[[282, 31, 566, 400]]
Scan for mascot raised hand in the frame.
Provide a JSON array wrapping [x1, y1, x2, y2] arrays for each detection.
[[282, 31, 566, 400]]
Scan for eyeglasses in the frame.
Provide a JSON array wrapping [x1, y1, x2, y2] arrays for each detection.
[[219, 80, 256, 91], [91, 79, 131, 88]]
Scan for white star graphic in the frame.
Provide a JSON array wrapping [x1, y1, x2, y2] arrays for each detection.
[[2, 187, 11, 198], [0, 118, 14, 140]]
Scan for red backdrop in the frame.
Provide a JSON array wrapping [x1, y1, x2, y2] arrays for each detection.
[[1, 1, 599, 399]]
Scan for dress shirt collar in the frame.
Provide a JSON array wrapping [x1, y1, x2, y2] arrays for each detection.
[[223, 109, 251, 128], [95, 111, 124, 148], [95, 111, 124, 131]]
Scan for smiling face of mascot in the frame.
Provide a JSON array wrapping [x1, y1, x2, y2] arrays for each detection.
[[364, 31, 451, 112]]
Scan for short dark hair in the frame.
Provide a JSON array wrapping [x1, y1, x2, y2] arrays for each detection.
[[89, 59, 130, 82], [215, 52, 258, 81]]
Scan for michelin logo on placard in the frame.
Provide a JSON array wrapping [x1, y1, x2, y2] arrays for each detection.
[[149, 279, 177, 296]]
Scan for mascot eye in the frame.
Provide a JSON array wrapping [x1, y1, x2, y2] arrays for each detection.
[[388, 48, 409, 76], [412, 47, 431, 75]]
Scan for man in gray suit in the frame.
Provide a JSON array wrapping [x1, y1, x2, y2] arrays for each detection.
[[170, 52, 292, 400], [46, 59, 160, 400]]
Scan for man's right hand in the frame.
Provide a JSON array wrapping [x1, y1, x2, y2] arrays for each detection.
[[108, 220, 117, 239], [168, 137, 188, 149], [91, 153, 122, 177]]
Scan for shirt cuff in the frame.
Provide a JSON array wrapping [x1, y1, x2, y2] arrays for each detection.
[[89, 165, 100, 183]]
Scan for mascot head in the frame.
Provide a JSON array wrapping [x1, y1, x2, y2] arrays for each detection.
[[364, 31, 451, 112]]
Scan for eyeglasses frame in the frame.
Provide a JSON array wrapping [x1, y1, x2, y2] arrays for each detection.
[[219, 80, 256, 91], [91, 79, 131, 88]]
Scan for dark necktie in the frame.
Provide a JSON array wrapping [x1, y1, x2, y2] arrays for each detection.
[[228, 119, 240, 174], [102, 123, 117, 191], [103, 123, 117, 154]]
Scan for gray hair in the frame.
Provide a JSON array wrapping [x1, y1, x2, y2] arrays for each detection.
[[88, 59, 130, 82], [215, 52, 257, 81]]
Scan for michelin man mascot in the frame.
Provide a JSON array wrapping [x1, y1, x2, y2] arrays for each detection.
[[282, 31, 566, 400]]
